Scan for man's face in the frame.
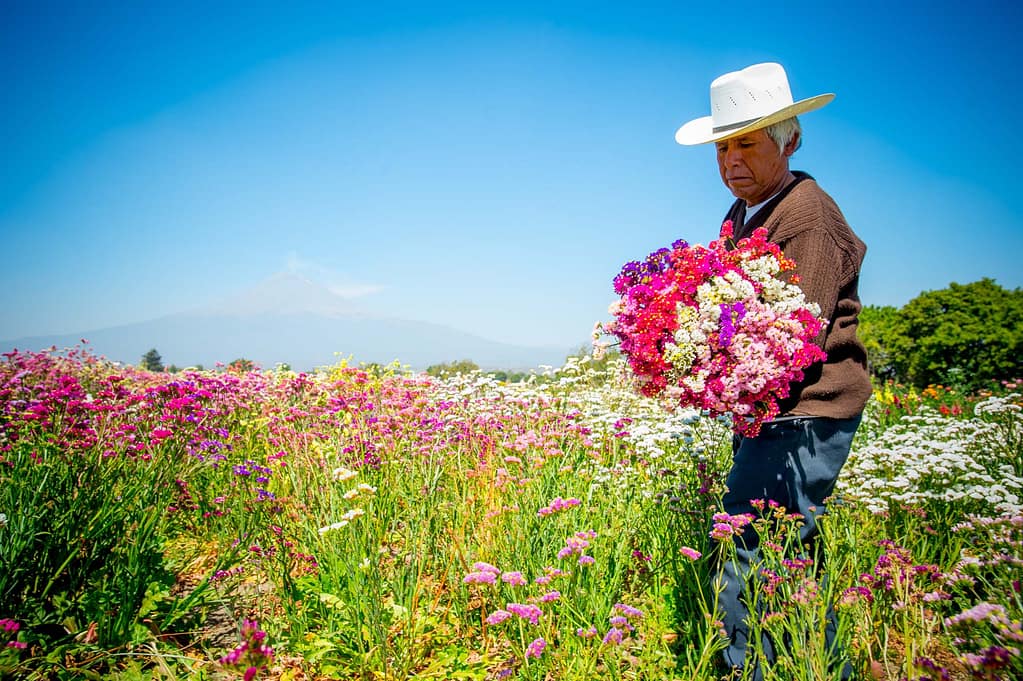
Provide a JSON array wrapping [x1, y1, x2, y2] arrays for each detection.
[[715, 128, 795, 206]]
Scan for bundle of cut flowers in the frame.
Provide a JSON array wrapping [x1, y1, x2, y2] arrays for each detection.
[[602, 221, 826, 436]]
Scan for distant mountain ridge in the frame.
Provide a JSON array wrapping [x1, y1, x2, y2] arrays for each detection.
[[1, 274, 571, 371]]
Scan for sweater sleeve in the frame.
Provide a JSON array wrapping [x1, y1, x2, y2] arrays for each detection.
[[778, 228, 850, 329]]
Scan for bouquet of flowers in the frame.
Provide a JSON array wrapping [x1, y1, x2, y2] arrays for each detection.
[[601, 222, 826, 436]]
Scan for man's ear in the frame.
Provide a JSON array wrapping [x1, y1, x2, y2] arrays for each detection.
[[783, 131, 801, 158]]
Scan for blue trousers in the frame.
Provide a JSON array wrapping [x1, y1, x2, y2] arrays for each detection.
[[719, 415, 861, 679]]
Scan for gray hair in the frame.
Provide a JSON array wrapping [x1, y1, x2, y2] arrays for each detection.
[[764, 117, 802, 154]]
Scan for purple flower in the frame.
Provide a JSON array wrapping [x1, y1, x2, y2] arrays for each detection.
[[614, 603, 645, 619], [602, 627, 625, 645], [525, 637, 546, 659], [609, 615, 632, 630], [717, 301, 746, 348]]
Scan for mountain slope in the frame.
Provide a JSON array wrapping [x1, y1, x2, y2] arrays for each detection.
[[1, 274, 570, 370]]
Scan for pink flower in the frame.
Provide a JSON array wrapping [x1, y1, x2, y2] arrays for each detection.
[[538, 496, 582, 517], [506, 602, 543, 625], [680, 546, 702, 560], [472, 561, 500, 574], [486, 609, 513, 625], [501, 571, 527, 586], [525, 637, 546, 658], [463, 571, 497, 585]]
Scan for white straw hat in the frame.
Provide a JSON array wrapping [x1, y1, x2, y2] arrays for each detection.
[[675, 62, 833, 145]]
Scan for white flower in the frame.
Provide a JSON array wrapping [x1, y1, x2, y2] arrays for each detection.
[[342, 508, 365, 522], [318, 520, 350, 535], [332, 467, 358, 482]]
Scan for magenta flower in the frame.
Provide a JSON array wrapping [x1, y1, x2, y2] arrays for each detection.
[[525, 637, 547, 658], [219, 620, 274, 680], [537, 496, 582, 517], [463, 571, 498, 585], [506, 602, 543, 625]]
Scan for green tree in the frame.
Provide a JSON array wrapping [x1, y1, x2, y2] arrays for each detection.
[[857, 304, 899, 381], [425, 359, 479, 377], [227, 358, 256, 373], [140, 348, 164, 372], [887, 279, 1023, 390]]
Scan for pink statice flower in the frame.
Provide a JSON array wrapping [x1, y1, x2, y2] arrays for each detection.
[[463, 570, 498, 585], [501, 571, 527, 586], [486, 609, 513, 625], [219, 620, 274, 681], [710, 512, 755, 541], [0, 619, 25, 650], [537, 496, 582, 517], [557, 530, 597, 559], [680, 546, 702, 560], [525, 637, 546, 659], [535, 566, 569, 585], [472, 561, 501, 574], [506, 603, 543, 625]]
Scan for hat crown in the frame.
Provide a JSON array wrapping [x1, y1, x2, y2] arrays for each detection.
[[709, 63, 796, 131], [674, 61, 832, 145]]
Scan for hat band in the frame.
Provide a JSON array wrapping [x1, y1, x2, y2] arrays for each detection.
[[711, 116, 762, 134]]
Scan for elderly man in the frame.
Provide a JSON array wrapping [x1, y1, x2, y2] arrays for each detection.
[[676, 63, 872, 678]]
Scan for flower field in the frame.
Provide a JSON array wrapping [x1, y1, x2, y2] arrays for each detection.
[[1, 346, 1020, 680]]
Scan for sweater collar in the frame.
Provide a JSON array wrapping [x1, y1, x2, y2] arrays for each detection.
[[729, 171, 813, 242]]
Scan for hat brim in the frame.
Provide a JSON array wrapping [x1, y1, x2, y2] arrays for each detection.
[[674, 93, 834, 146]]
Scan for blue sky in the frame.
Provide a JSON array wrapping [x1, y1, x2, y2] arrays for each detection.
[[2, 1, 1021, 351]]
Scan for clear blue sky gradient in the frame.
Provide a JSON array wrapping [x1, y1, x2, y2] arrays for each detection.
[[3, 1, 1021, 349]]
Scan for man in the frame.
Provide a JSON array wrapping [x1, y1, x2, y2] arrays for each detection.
[[676, 63, 872, 678]]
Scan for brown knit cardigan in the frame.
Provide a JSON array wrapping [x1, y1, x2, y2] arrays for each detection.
[[725, 172, 872, 419]]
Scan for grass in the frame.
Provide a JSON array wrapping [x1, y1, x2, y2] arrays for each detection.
[[0, 347, 1020, 680]]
